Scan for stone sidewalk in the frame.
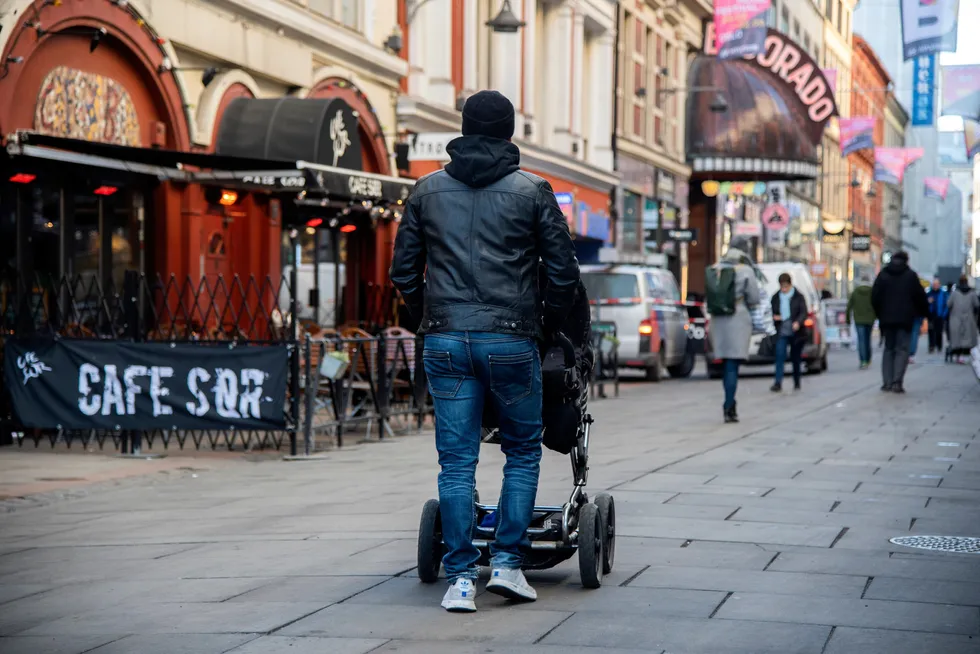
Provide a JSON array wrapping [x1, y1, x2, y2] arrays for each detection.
[[0, 350, 978, 654]]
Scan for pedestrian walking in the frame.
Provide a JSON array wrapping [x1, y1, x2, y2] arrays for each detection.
[[926, 277, 949, 354], [908, 314, 924, 364], [946, 275, 979, 364], [871, 251, 928, 393], [390, 90, 580, 612], [706, 235, 761, 423], [770, 272, 807, 392], [846, 273, 876, 369]]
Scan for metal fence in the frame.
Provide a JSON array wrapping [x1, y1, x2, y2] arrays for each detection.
[[1, 271, 618, 454]]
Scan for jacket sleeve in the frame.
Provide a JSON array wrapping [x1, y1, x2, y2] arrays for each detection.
[[793, 294, 808, 324], [742, 268, 761, 309], [535, 181, 580, 329], [846, 294, 854, 324], [389, 192, 426, 321], [913, 278, 929, 318], [871, 278, 882, 315]]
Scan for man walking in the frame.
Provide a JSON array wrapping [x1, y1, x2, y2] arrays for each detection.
[[769, 272, 807, 392], [390, 90, 580, 612], [926, 277, 949, 354], [846, 273, 876, 369], [871, 251, 928, 393]]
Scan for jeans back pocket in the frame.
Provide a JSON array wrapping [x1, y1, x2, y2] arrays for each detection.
[[423, 351, 464, 399], [489, 351, 535, 405]]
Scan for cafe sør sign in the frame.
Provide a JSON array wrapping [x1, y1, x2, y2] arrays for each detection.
[[3, 339, 288, 431]]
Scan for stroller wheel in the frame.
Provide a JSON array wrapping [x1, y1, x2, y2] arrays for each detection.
[[578, 502, 604, 589], [594, 493, 616, 574], [417, 499, 442, 584]]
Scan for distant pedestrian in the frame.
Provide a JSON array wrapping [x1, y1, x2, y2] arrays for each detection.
[[908, 314, 924, 364], [871, 251, 928, 393], [770, 273, 807, 392], [846, 273, 876, 369], [946, 275, 979, 364], [706, 235, 761, 423], [926, 277, 950, 354]]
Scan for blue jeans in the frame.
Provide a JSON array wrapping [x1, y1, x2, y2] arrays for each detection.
[[723, 359, 740, 410], [855, 324, 872, 364], [422, 331, 543, 583], [909, 318, 923, 356], [773, 335, 803, 386]]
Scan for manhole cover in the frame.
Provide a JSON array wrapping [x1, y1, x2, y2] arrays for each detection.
[[890, 535, 980, 553]]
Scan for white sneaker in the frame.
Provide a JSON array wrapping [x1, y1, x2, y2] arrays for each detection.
[[441, 578, 477, 613], [485, 568, 537, 602]]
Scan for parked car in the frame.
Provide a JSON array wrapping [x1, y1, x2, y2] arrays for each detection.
[[705, 262, 829, 378], [581, 264, 696, 381]]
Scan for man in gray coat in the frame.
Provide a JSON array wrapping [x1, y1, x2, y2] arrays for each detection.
[[707, 236, 761, 423]]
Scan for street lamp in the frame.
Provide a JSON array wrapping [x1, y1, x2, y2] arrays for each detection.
[[385, 0, 525, 54]]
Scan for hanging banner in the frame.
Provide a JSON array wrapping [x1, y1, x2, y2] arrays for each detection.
[[839, 117, 876, 156], [900, 0, 960, 61], [941, 65, 980, 121], [3, 339, 289, 431], [924, 177, 951, 201], [714, 0, 771, 60], [965, 120, 980, 159], [912, 54, 937, 126], [822, 69, 838, 98], [873, 147, 925, 185]]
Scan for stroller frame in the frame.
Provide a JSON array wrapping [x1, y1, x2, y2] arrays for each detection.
[[416, 381, 616, 588]]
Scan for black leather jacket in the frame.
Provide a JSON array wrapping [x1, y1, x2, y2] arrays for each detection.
[[390, 135, 580, 339]]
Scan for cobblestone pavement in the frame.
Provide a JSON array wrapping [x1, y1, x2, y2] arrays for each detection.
[[1, 348, 978, 654]]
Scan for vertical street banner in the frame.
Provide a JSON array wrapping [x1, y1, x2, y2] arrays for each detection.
[[873, 147, 925, 184], [900, 0, 959, 60], [912, 54, 937, 126], [3, 339, 289, 430], [714, 0, 771, 60], [965, 120, 980, 159], [924, 177, 951, 201], [941, 65, 980, 121], [839, 117, 876, 156]]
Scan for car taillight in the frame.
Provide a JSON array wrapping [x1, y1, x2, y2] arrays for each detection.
[[638, 320, 654, 335], [804, 312, 816, 328]]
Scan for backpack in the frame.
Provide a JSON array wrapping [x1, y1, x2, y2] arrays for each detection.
[[705, 265, 737, 316]]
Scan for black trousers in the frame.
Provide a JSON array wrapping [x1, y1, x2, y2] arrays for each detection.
[[927, 316, 944, 351], [882, 327, 912, 387]]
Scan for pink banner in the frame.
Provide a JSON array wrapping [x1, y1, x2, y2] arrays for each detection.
[[942, 65, 980, 120], [874, 147, 925, 185], [822, 68, 838, 97], [966, 120, 980, 159], [714, 0, 771, 60], [924, 177, 951, 201], [839, 117, 875, 156]]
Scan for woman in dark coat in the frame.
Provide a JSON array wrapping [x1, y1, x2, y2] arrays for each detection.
[[770, 272, 809, 392]]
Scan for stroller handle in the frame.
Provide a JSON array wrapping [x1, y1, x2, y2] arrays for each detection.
[[549, 331, 577, 369]]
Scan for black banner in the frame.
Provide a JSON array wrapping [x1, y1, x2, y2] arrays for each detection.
[[851, 234, 872, 252], [666, 228, 699, 242], [3, 339, 288, 431]]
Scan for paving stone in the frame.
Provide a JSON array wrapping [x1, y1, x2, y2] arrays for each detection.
[[618, 541, 776, 571], [541, 613, 830, 653], [716, 592, 980, 634], [628, 566, 866, 597], [865, 576, 980, 606], [728, 507, 909, 531], [769, 550, 980, 582], [708, 476, 862, 492], [824, 626, 980, 654], [225, 636, 387, 654], [280, 603, 572, 643], [0, 584, 54, 605], [0, 636, 119, 654], [665, 493, 836, 513], [225, 576, 386, 604], [89, 634, 257, 654], [369, 642, 654, 654]]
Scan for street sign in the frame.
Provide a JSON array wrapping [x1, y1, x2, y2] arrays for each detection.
[[407, 132, 460, 161], [851, 234, 871, 252], [733, 222, 762, 237], [762, 203, 790, 231], [666, 228, 699, 242]]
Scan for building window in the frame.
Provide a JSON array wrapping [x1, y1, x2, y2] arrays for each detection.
[[835, 0, 842, 33], [842, 9, 849, 40], [793, 19, 800, 41], [825, 0, 833, 19], [780, 7, 790, 34], [630, 17, 649, 141], [804, 33, 811, 54], [307, 0, 361, 30]]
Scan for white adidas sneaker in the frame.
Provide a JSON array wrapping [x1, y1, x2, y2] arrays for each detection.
[[485, 568, 537, 601], [441, 578, 477, 612]]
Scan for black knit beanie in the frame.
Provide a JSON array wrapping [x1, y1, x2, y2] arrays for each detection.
[[461, 90, 515, 140]]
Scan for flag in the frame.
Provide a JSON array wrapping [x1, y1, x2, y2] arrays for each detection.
[[941, 65, 980, 121], [965, 120, 980, 160], [714, 0, 771, 60], [912, 54, 937, 126], [900, 0, 959, 60], [874, 147, 925, 185], [839, 117, 876, 156], [924, 177, 951, 201]]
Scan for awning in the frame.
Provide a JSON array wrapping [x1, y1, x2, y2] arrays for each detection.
[[4, 131, 414, 204]]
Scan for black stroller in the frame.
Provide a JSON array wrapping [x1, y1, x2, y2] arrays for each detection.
[[416, 280, 616, 588]]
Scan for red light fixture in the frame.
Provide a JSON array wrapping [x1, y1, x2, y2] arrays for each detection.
[[9, 173, 36, 184], [306, 217, 324, 228], [93, 185, 118, 196], [339, 224, 357, 233], [218, 190, 238, 206]]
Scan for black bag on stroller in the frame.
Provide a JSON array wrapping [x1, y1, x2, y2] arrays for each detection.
[[484, 275, 594, 455]]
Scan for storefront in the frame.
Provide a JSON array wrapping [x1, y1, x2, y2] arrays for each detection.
[[685, 24, 837, 294]]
